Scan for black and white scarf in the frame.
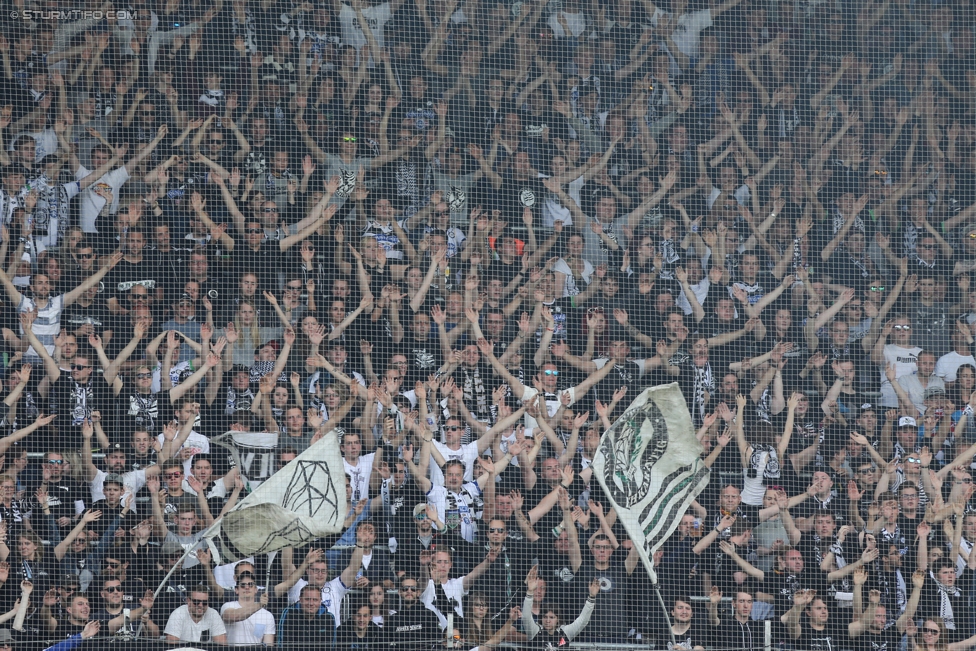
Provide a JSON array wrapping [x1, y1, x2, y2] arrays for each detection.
[[693, 363, 713, 424], [935, 576, 960, 629], [199, 88, 224, 107]]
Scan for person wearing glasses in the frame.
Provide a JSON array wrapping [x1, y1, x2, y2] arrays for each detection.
[[873, 315, 924, 409], [29, 449, 87, 531], [89, 577, 157, 637], [403, 446, 512, 544], [219, 570, 275, 645], [384, 574, 441, 647], [477, 340, 616, 434], [164, 585, 227, 644], [913, 617, 976, 651]]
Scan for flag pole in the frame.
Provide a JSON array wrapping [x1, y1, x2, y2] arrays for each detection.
[[651, 576, 675, 648]]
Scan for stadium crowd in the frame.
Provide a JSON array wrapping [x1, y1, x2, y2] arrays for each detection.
[[6, 0, 976, 649]]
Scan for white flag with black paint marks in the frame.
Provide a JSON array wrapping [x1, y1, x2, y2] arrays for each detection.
[[202, 430, 347, 563]]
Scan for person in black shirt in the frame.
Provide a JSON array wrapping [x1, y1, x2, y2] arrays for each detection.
[[31, 449, 88, 529], [707, 587, 761, 651], [384, 575, 442, 649], [336, 598, 385, 650], [848, 566, 922, 651], [39, 343, 118, 451], [277, 584, 338, 646], [782, 589, 848, 651], [521, 566, 600, 650], [573, 533, 640, 642]]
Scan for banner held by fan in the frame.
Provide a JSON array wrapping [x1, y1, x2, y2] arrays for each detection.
[[592, 382, 710, 584], [202, 429, 347, 564]]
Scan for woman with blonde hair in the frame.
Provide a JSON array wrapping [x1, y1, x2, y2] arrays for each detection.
[[225, 299, 281, 367]]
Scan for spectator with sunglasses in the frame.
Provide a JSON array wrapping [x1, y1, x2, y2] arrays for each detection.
[[385, 574, 441, 648], [219, 571, 275, 646], [89, 576, 157, 636], [164, 585, 227, 644], [26, 449, 88, 531]]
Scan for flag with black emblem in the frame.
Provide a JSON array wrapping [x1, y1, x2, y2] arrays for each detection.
[[201, 430, 347, 563], [592, 382, 710, 583]]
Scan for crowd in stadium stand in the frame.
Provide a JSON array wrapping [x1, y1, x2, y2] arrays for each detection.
[[7, 0, 976, 649]]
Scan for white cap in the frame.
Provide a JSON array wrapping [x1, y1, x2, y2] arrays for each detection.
[[898, 416, 917, 428]]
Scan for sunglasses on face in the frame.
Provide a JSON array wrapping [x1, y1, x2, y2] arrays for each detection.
[[544, 370, 559, 376], [188, 598, 208, 605], [136, 373, 152, 379], [343, 137, 357, 142], [263, 207, 278, 213], [72, 364, 90, 370], [103, 586, 122, 593], [78, 252, 94, 259], [246, 228, 263, 234], [488, 527, 507, 533], [47, 459, 64, 465], [237, 582, 256, 588], [444, 425, 463, 431], [400, 586, 419, 592], [414, 513, 427, 521], [893, 325, 911, 331], [870, 286, 885, 291]]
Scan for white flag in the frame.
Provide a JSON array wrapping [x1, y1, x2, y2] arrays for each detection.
[[203, 430, 347, 563], [592, 383, 710, 583]]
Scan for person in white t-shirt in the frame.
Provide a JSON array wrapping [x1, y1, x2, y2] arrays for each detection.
[[75, 127, 167, 233], [220, 573, 276, 645], [164, 586, 228, 644], [0, 250, 121, 356], [335, 0, 393, 54], [872, 315, 923, 408], [645, 0, 745, 60], [936, 325, 976, 382]]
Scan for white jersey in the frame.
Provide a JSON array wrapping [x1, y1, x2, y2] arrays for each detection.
[[19, 294, 64, 355]]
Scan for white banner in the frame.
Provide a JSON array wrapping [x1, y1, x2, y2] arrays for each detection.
[[592, 383, 710, 583], [203, 430, 347, 562]]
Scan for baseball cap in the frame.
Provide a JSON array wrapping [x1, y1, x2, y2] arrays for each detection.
[[898, 416, 918, 428], [160, 541, 185, 557], [0, 629, 14, 644], [104, 473, 124, 487], [923, 386, 946, 399], [413, 503, 428, 518]]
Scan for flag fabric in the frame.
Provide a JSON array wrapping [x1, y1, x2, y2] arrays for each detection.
[[217, 430, 280, 489], [592, 383, 710, 583], [202, 430, 347, 563]]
